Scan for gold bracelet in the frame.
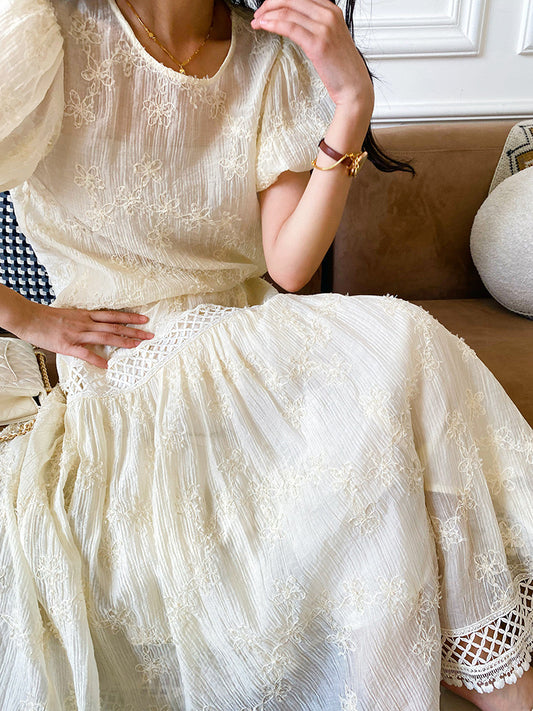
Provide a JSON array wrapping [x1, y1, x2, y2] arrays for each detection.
[[311, 138, 368, 178]]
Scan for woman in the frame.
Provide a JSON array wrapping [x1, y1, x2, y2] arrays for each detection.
[[0, 0, 532, 708]]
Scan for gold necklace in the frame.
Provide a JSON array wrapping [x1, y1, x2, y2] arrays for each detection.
[[123, 0, 216, 75]]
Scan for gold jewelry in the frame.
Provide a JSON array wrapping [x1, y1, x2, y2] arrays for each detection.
[[311, 138, 368, 178], [123, 0, 216, 75]]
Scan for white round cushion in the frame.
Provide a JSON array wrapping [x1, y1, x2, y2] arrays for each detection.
[[470, 166, 533, 318]]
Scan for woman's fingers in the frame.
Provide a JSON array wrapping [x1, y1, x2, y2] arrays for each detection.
[[251, 0, 373, 110], [87, 321, 154, 340], [252, 8, 319, 39], [254, 0, 337, 17], [253, 0, 342, 31], [88, 310, 150, 325], [68, 345, 109, 370], [76, 332, 143, 348]]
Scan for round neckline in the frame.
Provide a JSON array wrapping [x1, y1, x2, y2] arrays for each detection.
[[107, 0, 237, 83]]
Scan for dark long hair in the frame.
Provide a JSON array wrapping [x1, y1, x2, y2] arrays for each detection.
[[229, 0, 415, 175]]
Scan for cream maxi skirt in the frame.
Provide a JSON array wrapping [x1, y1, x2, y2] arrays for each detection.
[[1, 292, 532, 711]]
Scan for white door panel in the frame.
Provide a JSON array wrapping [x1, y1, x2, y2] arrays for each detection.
[[349, 0, 533, 122]]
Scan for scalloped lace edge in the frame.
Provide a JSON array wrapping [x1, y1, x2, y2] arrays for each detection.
[[441, 576, 533, 693]]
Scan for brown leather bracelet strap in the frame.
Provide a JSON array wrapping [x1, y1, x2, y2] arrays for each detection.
[[314, 138, 368, 177], [318, 138, 348, 164]]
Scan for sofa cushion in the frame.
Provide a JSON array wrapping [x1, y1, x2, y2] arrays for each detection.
[[333, 120, 517, 300], [412, 297, 533, 427]]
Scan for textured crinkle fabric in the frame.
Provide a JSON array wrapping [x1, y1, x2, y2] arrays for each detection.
[[1, 1, 533, 710], [5, 0, 334, 314]]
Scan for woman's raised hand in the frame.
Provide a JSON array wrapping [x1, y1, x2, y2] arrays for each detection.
[[250, 0, 374, 114], [15, 302, 155, 370]]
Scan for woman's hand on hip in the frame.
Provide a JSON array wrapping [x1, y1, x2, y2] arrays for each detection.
[[251, 0, 374, 114], [14, 301, 155, 370]]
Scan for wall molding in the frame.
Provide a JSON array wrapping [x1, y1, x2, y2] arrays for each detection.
[[355, 0, 488, 59], [372, 98, 533, 124], [519, 0, 533, 55]]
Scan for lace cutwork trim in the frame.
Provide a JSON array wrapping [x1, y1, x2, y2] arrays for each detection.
[[60, 303, 242, 398], [441, 576, 533, 693]]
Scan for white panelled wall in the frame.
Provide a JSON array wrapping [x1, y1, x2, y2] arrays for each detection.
[[351, 0, 533, 123]]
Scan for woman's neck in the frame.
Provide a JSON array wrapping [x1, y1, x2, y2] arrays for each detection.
[[114, 0, 232, 77], [117, 0, 217, 51]]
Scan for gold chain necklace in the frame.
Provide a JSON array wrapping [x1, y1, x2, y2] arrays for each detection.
[[123, 0, 216, 75]]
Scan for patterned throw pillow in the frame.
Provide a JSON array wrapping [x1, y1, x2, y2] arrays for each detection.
[[0, 192, 54, 308], [489, 120, 533, 192]]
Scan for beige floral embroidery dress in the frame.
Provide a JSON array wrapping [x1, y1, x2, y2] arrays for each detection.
[[1, 1, 533, 709]]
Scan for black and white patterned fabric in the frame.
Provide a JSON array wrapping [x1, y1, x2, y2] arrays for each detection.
[[0, 191, 54, 305]]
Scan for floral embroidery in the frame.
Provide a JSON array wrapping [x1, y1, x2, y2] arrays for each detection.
[[180, 83, 227, 116], [17, 700, 46, 711], [340, 685, 360, 711], [466, 389, 486, 419], [219, 153, 248, 180], [499, 520, 526, 555], [412, 624, 440, 665], [457, 336, 478, 362], [410, 585, 441, 667], [69, 13, 103, 46], [112, 38, 147, 77], [81, 53, 115, 92], [143, 95, 175, 128], [487, 466, 517, 495], [135, 645, 172, 684], [431, 515, 465, 552], [64, 89, 96, 128], [325, 624, 358, 656], [484, 426, 533, 464], [339, 578, 371, 614], [76, 461, 107, 491], [349, 502, 381, 537], [446, 410, 467, 443], [413, 309, 442, 380], [64, 12, 114, 129], [134, 154, 163, 185], [475, 550, 507, 584], [74, 164, 105, 193], [378, 575, 411, 614]]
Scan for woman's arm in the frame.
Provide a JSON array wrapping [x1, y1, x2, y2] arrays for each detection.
[[0, 284, 154, 369], [258, 103, 370, 292], [252, 0, 374, 292]]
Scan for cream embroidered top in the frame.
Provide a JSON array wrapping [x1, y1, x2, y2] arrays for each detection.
[[1, 0, 335, 314]]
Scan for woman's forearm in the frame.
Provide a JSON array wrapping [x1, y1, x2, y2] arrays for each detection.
[[266, 101, 372, 292], [0, 283, 35, 335]]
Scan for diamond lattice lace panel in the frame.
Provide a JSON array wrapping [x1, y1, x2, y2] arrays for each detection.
[[61, 303, 240, 397], [442, 577, 533, 693]]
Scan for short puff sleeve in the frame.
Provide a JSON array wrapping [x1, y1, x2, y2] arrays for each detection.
[[255, 38, 335, 192], [0, 0, 64, 191]]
